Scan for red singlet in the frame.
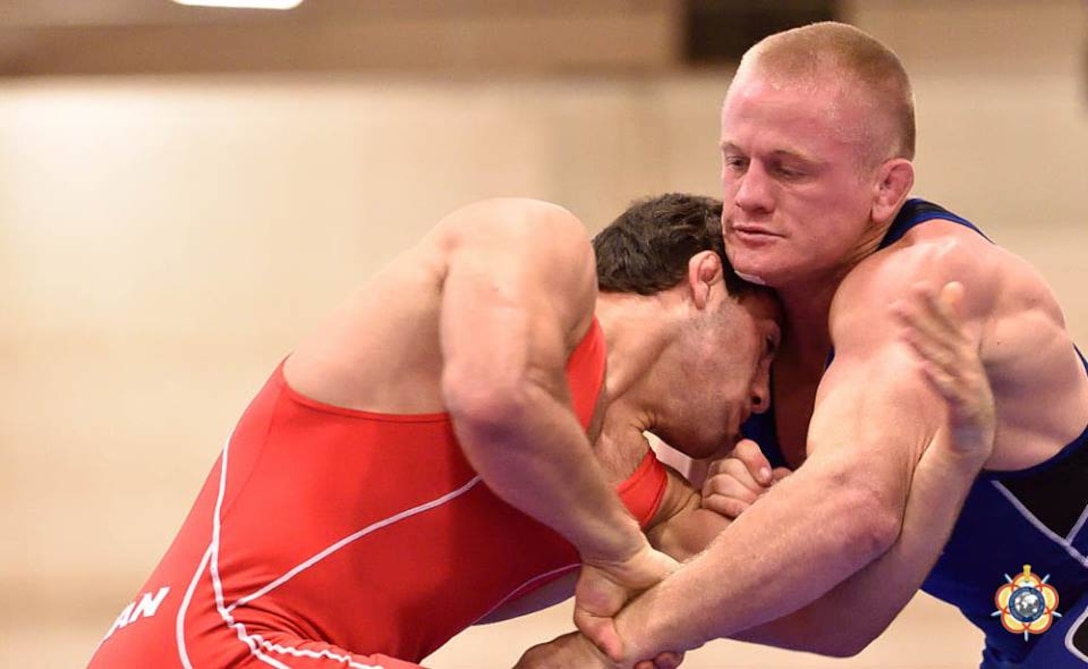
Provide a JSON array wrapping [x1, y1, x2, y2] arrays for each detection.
[[87, 319, 668, 668]]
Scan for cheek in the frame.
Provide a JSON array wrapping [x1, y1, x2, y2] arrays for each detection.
[[712, 358, 750, 402], [809, 179, 874, 224], [735, 342, 765, 387], [719, 178, 740, 208]]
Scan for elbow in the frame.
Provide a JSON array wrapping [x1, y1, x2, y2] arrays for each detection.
[[853, 501, 901, 559], [784, 609, 882, 658], [830, 472, 904, 559], [815, 640, 872, 659], [812, 627, 880, 658], [737, 615, 881, 658]]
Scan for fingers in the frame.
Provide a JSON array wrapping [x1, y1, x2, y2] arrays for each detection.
[[893, 281, 975, 402], [701, 440, 779, 518], [701, 476, 760, 518], [574, 548, 679, 663], [730, 439, 774, 485], [573, 609, 624, 663], [634, 651, 685, 669], [893, 280, 996, 459], [936, 280, 965, 319], [704, 441, 770, 495], [513, 631, 612, 669], [571, 565, 625, 661]]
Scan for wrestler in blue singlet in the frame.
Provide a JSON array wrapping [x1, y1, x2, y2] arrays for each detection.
[[743, 198, 1088, 668]]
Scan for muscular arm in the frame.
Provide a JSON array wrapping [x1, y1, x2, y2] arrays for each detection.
[[732, 436, 982, 655], [439, 198, 649, 566], [641, 434, 981, 657], [647, 316, 987, 657], [478, 447, 724, 625], [606, 247, 969, 662], [733, 283, 994, 655]]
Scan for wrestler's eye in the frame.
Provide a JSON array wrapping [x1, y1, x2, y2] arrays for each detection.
[[765, 336, 777, 357], [723, 155, 748, 171], [764, 327, 780, 358], [774, 164, 803, 180]]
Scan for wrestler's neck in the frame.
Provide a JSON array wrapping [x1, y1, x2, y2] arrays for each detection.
[[771, 277, 835, 357], [774, 240, 882, 357]]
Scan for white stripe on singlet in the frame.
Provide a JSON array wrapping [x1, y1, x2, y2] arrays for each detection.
[[991, 481, 1088, 567], [1066, 603, 1088, 663], [194, 435, 484, 668], [469, 563, 580, 626], [1067, 502, 1088, 545], [176, 543, 214, 669], [225, 475, 483, 614]]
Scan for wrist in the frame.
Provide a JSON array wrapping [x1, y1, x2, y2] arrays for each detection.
[[614, 596, 696, 667], [580, 519, 649, 567]]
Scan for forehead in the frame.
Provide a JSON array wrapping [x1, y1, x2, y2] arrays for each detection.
[[720, 69, 861, 154]]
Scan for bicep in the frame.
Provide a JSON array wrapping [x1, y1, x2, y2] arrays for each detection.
[[808, 346, 940, 499], [808, 270, 951, 504]]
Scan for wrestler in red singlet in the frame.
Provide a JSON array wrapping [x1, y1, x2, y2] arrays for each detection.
[[87, 319, 667, 669]]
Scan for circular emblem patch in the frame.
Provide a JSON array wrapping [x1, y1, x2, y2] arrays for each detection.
[[992, 565, 1061, 640]]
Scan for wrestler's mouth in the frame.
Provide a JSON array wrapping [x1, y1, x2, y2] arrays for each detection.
[[729, 224, 784, 249], [729, 224, 781, 238]]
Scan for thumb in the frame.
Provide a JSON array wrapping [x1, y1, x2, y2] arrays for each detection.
[[574, 611, 624, 663], [937, 281, 965, 322]]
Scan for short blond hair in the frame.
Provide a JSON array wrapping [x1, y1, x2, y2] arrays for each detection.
[[739, 21, 915, 166]]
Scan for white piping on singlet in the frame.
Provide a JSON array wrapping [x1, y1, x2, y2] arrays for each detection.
[[208, 437, 297, 669], [178, 435, 483, 668], [1067, 503, 1088, 545], [991, 481, 1088, 567], [988, 481, 1088, 664], [225, 475, 483, 614], [177, 543, 214, 669], [1066, 603, 1088, 663], [469, 563, 580, 627]]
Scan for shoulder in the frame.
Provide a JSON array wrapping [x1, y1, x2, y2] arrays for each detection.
[[430, 197, 590, 252], [430, 198, 599, 339], [423, 197, 597, 297], [833, 220, 1001, 327]]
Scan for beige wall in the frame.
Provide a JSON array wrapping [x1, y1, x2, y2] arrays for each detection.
[[1, 1, 1085, 667]]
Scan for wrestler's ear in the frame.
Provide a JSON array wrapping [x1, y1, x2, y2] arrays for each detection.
[[872, 157, 914, 225], [688, 250, 722, 309]]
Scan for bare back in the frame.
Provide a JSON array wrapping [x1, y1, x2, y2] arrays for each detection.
[[284, 238, 451, 414], [282, 198, 599, 418]]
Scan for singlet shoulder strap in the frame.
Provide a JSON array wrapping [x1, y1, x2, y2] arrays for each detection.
[[882, 198, 993, 248]]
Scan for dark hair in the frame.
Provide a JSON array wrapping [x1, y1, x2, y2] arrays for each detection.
[[594, 192, 763, 298]]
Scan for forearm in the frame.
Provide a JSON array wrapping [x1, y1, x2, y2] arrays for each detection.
[[614, 465, 901, 659], [647, 502, 732, 563], [734, 445, 983, 655], [454, 386, 645, 562]]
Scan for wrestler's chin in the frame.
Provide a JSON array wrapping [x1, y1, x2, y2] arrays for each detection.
[[735, 270, 767, 286], [724, 246, 769, 286]]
